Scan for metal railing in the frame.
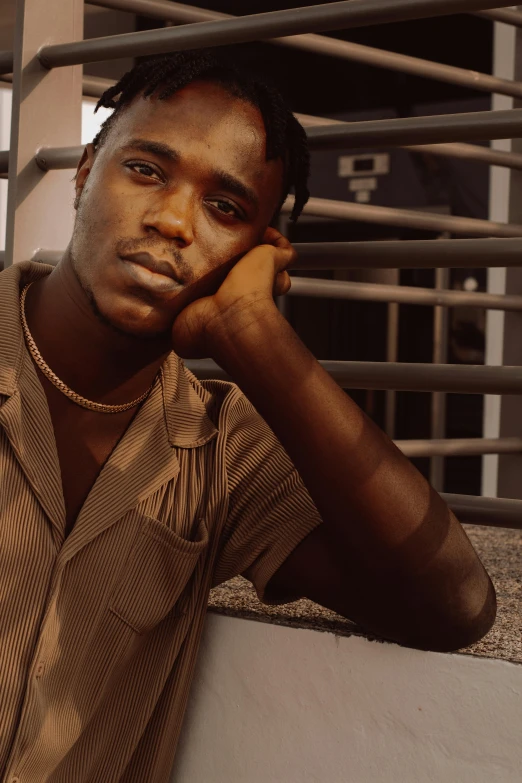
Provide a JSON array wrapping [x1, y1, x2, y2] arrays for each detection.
[[2, 0, 521, 522]]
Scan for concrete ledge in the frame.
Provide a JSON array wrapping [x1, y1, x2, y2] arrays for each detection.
[[208, 524, 522, 664], [173, 613, 522, 782]]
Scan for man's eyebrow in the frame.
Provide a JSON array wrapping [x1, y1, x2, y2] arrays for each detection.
[[120, 138, 180, 163], [212, 169, 259, 211], [120, 138, 259, 210]]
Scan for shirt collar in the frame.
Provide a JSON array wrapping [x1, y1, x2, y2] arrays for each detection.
[[0, 260, 218, 449]]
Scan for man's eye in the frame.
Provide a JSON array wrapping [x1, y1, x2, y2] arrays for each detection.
[[126, 162, 161, 180], [208, 199, 242, 218]]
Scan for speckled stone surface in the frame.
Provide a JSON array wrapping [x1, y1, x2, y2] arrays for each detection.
[[208, 524, 522, 664]]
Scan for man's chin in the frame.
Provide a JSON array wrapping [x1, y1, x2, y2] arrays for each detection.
[[96, 311, 173, 343], [85, 286, 172, 343]]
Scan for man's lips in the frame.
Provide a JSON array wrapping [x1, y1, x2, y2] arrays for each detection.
[[120, 252, 182, 283]]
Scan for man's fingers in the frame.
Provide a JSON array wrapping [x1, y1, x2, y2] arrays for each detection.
[[274, 270, 292, 297], [263, 226, 294, 251]]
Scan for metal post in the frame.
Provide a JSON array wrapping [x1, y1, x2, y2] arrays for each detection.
[[483, 12, 522, 501], [488, 11, 522, 500], [274, 213, 290, 321], [5, 0, 83, 267], [385, 301, 399, 438], [430, 266, 450, 490]]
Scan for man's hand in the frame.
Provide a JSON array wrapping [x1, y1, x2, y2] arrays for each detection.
[[170, 227, 297, 359]]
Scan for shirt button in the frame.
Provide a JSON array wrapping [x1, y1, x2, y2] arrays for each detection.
[[11, 776, 20, 782], [35, 661, 45, 678]]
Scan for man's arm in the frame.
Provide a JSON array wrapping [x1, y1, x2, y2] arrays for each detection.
[[207, 302, 496, 654]]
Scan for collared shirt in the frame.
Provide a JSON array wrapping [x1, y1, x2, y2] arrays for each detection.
[[0, 260, 323, 783]]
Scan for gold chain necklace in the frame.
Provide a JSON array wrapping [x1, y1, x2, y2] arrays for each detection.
[[19, 281, 155, 414]]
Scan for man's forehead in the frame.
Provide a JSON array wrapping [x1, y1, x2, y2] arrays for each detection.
[[109, 87, 279, 183], [118, 85, 263, 146]]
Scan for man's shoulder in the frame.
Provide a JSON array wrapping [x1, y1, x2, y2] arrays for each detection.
[[0, 259, 54, 291]]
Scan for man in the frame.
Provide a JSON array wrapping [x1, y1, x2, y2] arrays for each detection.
[[0, 49, 495, 782]]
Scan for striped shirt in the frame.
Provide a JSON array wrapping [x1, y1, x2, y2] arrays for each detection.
[[0, 260, 323, 782]]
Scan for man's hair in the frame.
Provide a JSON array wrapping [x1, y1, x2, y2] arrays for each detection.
[[92, 49, 310, 223]]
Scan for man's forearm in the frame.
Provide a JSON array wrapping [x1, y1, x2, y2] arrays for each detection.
[[207, 302, 495, 631]]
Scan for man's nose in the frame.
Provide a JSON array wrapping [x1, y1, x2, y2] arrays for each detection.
[[143, 191, 194, 247]]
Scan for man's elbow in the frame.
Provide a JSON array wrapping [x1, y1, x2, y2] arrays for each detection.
[[437, 582, 497, 653], [401, 576, 498, 654]]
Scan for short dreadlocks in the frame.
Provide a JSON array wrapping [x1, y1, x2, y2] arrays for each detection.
[[92, 49, 310, 223]]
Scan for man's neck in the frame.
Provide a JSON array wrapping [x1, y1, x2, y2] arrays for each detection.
[[23, 256, 173, 407]]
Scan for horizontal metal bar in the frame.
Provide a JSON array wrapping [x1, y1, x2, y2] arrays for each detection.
[[34, 146, 83, 171], [3, 237, 522, 270], [185, 358, 522, 395], [297, 112, 522, 170], [0, 50, 14, 76], [305, 108, 522, 149], [441, 493, 522, 530], [38, 1, 518, 68], [285, 195, 522, 238], [395, 436, 522, 457], [402, 141, 522, 169], [288, 276, 522, 311], [80, 74, 109, 97], [291, 238, 522, 268], [89, 0, 522, 100], [474, 8, 522, 26]]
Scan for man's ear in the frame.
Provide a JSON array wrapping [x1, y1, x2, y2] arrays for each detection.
[[74, 143, 96, 210]]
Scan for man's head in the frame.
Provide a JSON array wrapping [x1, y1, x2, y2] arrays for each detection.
[[69, 49, 310, 342]]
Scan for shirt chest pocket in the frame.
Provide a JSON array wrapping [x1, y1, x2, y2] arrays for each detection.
[[108, 515, 208, 634]]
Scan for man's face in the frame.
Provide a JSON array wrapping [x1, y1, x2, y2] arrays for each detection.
[[71, 80, 285, 340]]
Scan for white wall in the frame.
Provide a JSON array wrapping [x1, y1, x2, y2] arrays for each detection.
[[81, 98, 112, 146], [172, 614, 522, 783]]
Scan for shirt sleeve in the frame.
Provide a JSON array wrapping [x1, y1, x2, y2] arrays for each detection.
[[211, 390, 324, 605]]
